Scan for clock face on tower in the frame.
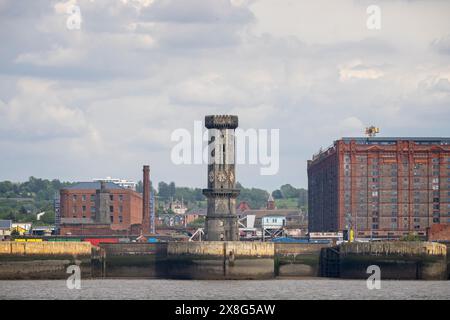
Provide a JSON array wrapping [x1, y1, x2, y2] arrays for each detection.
[[229, 171, 234, 183], [217, 171, 227, 183], [209, 171, 215, 182]]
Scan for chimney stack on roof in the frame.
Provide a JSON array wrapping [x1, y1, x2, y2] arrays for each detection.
[[142, 165, 151, 234]]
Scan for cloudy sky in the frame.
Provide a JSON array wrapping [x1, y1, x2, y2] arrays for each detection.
[[1, 0, 450, 191]]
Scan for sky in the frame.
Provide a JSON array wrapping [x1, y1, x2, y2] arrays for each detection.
[[0, 0, 450, 191]]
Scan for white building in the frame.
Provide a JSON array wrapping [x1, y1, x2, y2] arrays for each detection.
[[93, 177, 137, 190], [0, 220, 12, 239], [168, 199, 187, 215], [262, 216, 286, 229]]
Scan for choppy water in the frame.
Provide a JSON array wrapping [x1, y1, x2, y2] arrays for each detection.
[[0, 279, 449, 300]]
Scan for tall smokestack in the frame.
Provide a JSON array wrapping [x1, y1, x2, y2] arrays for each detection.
[[142, 165, 150, 234]]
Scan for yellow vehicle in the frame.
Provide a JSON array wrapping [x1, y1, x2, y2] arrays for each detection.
[[14, 238, 43, 242]]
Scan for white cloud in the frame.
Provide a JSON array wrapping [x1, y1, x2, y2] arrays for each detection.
[[0, 0, 449, 189], [338, 117, 365, 137], [339, 60, 384, 81], [0, 78, 94, 141], [15, 45, 87, 67]]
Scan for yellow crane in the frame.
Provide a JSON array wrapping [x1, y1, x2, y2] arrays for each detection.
[[365, 126, 380, 137]]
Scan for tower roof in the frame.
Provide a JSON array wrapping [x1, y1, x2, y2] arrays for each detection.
[[205, 115, 238, 129]]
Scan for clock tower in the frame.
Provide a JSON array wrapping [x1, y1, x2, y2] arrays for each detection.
[[202, 115, 240, 241]]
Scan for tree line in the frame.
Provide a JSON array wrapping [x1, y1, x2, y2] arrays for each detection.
[[155, 181, 307, 211], [0, 177, 308, 223], [0, 177, 73, 224]]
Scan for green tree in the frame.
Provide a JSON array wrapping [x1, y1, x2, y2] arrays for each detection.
[[136, 180, 143, 193], [188, 216, 205, 228], [280, 184, 299, 198], [236, 182, 269, 209], [168, 182, 176, 198], [272, 189, 283, 199], [298, 188, 308, 207], [158, 181, 170, 200], [0, 177, 72, 223]]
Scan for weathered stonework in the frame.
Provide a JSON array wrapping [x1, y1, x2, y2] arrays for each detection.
[[95, 181, 111, 224], [202, 115, 240, 241]]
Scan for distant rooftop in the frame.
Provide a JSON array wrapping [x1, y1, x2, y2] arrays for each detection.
[[92, 177, 137, 190], [0, 220, 12, 229], [240, 209, 301, 218], [186, 208, 207, 215], [65, 182, 125, 190], [341, 137, 450, 144], [32, 226, 55, 231], [311, 137, 450, 162]]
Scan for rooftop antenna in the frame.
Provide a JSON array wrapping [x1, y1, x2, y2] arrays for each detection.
[[365, 126, 380, 137]]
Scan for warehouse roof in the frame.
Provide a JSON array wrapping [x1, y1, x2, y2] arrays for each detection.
[[240, 210, 301, 218], [64, 182, 125, 190], [0, 220, 12, 229], [341, 137, 450, 144]]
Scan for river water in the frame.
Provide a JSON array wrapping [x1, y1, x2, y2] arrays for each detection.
[[0, 279, 449, 299]]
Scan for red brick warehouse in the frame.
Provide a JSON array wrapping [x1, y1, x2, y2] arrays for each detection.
[[307, 137, 450, 238], [59, 182, 143, 235]]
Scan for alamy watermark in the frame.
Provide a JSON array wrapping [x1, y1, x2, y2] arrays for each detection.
[[66, 265, 81, 290], [66, 4, 82, 30], [366, 265, 381, 290], [366, 5, 381, 30], [170, 121, 279, 176]]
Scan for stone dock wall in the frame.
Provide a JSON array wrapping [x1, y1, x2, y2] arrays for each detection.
[[165, 242, 276, 280], [0, 241, 96, 280], [167, 241, 274, 257], [0, 241, 447, 280], [274, 243, 330, 277], [335, 242, 448, 280], [0, 241, 93, 256], [447, 244, 450, 279], [99, 242, 327, 279], [164, 242, 330, 279], [101, 243, 166, 256], [99, 243, 167, 278], [339, 242, 447, 256]]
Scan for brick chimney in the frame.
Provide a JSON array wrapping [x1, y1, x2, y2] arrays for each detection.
[[142, 165, 150, 234]]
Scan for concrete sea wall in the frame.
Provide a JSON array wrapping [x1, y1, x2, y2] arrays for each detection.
[[165, 242, 276, 280], [100, 242, 328, 279], [0, 241, 447, 280], [275, 243, 330, 277], [339, 242, 447, 256], [168, 241, 274, 257], [0, 241, 95, 280], [447, 244, 450, 279], [0, 241, 93, 256], [100, 243, 167, 278], [336, 242, 448, 280]]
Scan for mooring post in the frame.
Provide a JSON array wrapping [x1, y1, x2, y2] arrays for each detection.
[[102, 250, 106, 279], [223, 242, 227, 276]]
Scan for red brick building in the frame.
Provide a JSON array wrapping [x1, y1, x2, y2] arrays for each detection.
[[427, 224, 450, 242], [308, 137, 450, 238], [59, 182, 143, 235]]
